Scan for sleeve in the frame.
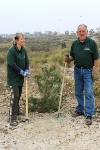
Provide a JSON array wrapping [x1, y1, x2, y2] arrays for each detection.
[[92, 41, 99, 60], [7, 47, 21, 73], [70, 43, 75, 59], [9, 65, 21, 73]]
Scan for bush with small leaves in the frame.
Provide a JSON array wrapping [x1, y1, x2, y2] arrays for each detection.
[[29, 65, 62, 113]]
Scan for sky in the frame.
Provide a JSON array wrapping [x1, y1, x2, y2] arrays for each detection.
[[0, 0, 100, 34]]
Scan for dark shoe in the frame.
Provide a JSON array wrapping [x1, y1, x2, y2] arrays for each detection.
[[10, 120, 18, 126], [72, 110, 84, 117], [17, 112, 24, 116], [86, 116, 92, 125]]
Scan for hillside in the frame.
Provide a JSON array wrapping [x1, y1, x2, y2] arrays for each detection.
[[0, 35, 100, 149]]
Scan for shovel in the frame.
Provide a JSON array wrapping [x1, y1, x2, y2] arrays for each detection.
[[25, 77, 29, 123], [57, 62, 67, 118], [22, 77, 29, 123]]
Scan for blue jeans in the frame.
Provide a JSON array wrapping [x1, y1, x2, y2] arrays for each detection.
[[74, 67, 94, 116]]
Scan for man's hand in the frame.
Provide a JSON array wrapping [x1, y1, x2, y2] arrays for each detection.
[[65, 55, 71, 63], [92, 66, 99, 81]]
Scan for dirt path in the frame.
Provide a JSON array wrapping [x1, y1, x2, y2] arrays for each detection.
[[0, 95, 100, 150]]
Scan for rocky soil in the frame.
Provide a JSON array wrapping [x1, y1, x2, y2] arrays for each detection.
[[0, 64, 100, 150]]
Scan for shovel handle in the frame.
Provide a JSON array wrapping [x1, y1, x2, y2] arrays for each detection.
[[26, 78, 28, 123], [58, 62, 67, 112]]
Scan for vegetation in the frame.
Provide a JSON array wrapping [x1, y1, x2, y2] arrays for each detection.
[[0, 34, 100, 112], [0, 54, 4, 64], [29, 65, 62, 113]]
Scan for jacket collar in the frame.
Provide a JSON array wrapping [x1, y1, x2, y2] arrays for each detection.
[[77, 37, 88, 43], [14, 45, 24, 52]]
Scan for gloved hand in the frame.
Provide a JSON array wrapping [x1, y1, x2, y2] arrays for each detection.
[[20, 69, 25, 77], [92, 66, 99, 81], [24, 69, 30, 78], [65, 55, 71, 63]]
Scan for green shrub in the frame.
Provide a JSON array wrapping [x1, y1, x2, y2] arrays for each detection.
[[29, 65, 62, 113], [0, 55, 4, 64], [61, 42, 66, 49]]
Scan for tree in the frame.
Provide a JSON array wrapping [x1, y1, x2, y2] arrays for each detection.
[[53, 31, 57, 35], [89, 29, 94, 36], [61, 42, 66, 49], [29, 66, 62, 113], [33, 32, 42, 36], [65, 30, 69, 35], [70, 31, 76, 35]]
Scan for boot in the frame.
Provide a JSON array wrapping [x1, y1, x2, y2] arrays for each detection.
[[86, 116, 92, 125], [10, 120, 18, 126]]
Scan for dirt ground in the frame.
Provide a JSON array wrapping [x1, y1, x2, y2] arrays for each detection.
[[0, 64, 100, 150], [0, 99, 100, 150]]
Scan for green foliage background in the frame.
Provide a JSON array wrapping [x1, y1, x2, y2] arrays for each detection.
[[0, 34, 100, 111]]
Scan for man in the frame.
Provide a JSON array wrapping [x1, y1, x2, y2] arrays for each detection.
[[65, 24, 99, 125]]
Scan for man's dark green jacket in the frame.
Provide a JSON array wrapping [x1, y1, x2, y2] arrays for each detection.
[[70, 37, 99, 68]]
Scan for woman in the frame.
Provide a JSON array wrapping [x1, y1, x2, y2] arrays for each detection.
[[7, 33, 30, 126]]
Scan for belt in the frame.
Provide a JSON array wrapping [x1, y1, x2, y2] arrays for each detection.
[[75, 66, 92, 69]]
